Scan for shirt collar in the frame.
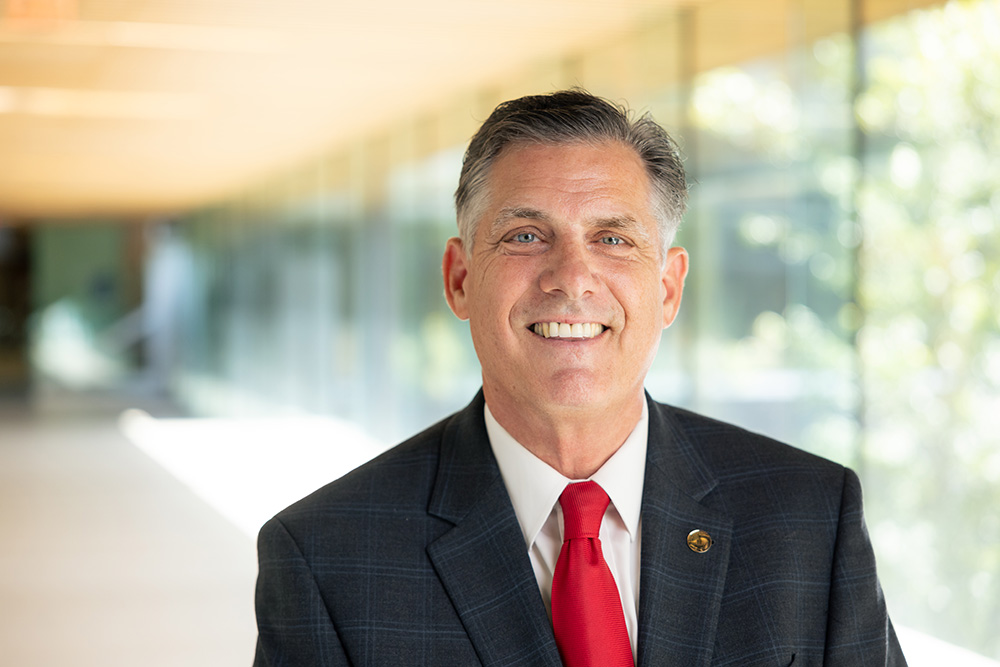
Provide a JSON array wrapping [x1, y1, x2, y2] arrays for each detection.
[[485, 401, 648, 549]]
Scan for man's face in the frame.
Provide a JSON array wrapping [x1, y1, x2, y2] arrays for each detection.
[[443, 140, 687, 416]]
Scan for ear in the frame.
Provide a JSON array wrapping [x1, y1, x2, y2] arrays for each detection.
[[660, 246, 688, 328], [442, 237, 471, 321]]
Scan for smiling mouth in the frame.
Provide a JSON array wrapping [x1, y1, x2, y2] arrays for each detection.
[[531, 322, 606, 339]]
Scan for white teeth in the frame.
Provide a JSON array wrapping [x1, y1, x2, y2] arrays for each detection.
[[532, 322, 605, 339]]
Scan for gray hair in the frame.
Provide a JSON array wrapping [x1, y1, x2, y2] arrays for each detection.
[[454, 89, 688, 258]]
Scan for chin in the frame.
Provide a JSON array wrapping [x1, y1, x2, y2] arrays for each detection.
[[536, 371, 611, 409]]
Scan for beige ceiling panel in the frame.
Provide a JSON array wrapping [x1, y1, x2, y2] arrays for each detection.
[[0, 0, 946, 219]]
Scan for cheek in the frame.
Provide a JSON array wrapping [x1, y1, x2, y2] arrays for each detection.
[[618, 280, 667, 333], [468, 280, 517, 334], [476, 265, 532, 312]]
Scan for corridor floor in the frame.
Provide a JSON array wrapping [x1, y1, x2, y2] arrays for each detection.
[[0, 393, 258, 667]]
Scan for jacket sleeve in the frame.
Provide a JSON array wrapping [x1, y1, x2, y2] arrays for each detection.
[[253, 516, 352, 667], [823, 468, 907, 666]]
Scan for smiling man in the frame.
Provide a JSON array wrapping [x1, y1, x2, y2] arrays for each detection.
[[253, 90, 906, 667], [442, 139, 687, 479]]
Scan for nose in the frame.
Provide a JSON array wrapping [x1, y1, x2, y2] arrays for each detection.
[[538, 240, 598, 300]]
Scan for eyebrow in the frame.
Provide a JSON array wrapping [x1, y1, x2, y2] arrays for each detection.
[[490, 207, 549, 234], [602, 214, 655, 246]]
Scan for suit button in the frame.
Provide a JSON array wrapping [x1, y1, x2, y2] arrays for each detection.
[[687, 529, 712, 553]]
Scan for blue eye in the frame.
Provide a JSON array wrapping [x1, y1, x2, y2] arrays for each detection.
[[513, 232, 537, 243], [601, 236, 623, 245]]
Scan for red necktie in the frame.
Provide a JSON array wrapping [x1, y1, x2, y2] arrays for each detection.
[[551, 481, 634, 667]]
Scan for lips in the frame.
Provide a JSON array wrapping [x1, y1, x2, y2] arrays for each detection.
[[531, 322, 606, 339]]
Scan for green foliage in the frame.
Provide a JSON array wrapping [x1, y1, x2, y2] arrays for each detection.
[[857, 1, 1000, 655], [687, 0, 1000, 657]]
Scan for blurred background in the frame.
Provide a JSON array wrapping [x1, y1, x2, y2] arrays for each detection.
[[1, 0, 998, 665]]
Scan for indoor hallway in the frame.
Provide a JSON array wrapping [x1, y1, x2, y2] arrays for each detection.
[[0, 392, 258, 667]]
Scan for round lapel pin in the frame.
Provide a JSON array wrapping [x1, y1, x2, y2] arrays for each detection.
[[687, 529, 712, 553]]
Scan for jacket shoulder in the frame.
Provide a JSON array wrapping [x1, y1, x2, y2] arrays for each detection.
[[648, 400, 852, 522], [659, 401, 845, 474]]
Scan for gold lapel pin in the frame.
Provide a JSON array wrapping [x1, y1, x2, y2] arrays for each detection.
[[687, 529, 712, 553]]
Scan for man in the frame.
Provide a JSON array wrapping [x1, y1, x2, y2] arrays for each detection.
[[253, 89, 905, 666]]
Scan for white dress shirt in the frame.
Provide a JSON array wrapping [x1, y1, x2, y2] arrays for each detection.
[[485, 402, 648, 659]]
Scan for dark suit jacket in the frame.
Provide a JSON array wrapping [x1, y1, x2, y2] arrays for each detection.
[[254, 392, 906, 666]]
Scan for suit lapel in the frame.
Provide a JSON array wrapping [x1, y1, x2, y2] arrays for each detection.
[[637, 397, 733, 667], [426, 393, 563, 667]]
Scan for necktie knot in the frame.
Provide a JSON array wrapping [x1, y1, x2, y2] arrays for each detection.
[[559, 481, 610, 541]]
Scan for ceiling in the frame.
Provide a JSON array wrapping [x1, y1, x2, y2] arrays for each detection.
[[0, 0, 703, 219]]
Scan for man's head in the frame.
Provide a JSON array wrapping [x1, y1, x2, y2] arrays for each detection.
[[454, 89, 688, 260], [443, 90, 689, 432]]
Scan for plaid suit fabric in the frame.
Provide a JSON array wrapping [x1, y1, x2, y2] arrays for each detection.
[[254, 398, 562, 667], [254, 392, 905, 666], [639, 404, 906, 666]]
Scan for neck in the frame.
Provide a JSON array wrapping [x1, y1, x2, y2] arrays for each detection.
[[485, 388, 645, 479]]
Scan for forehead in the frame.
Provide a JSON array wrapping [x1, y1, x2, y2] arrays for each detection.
[[487, 140, 650, 201]]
